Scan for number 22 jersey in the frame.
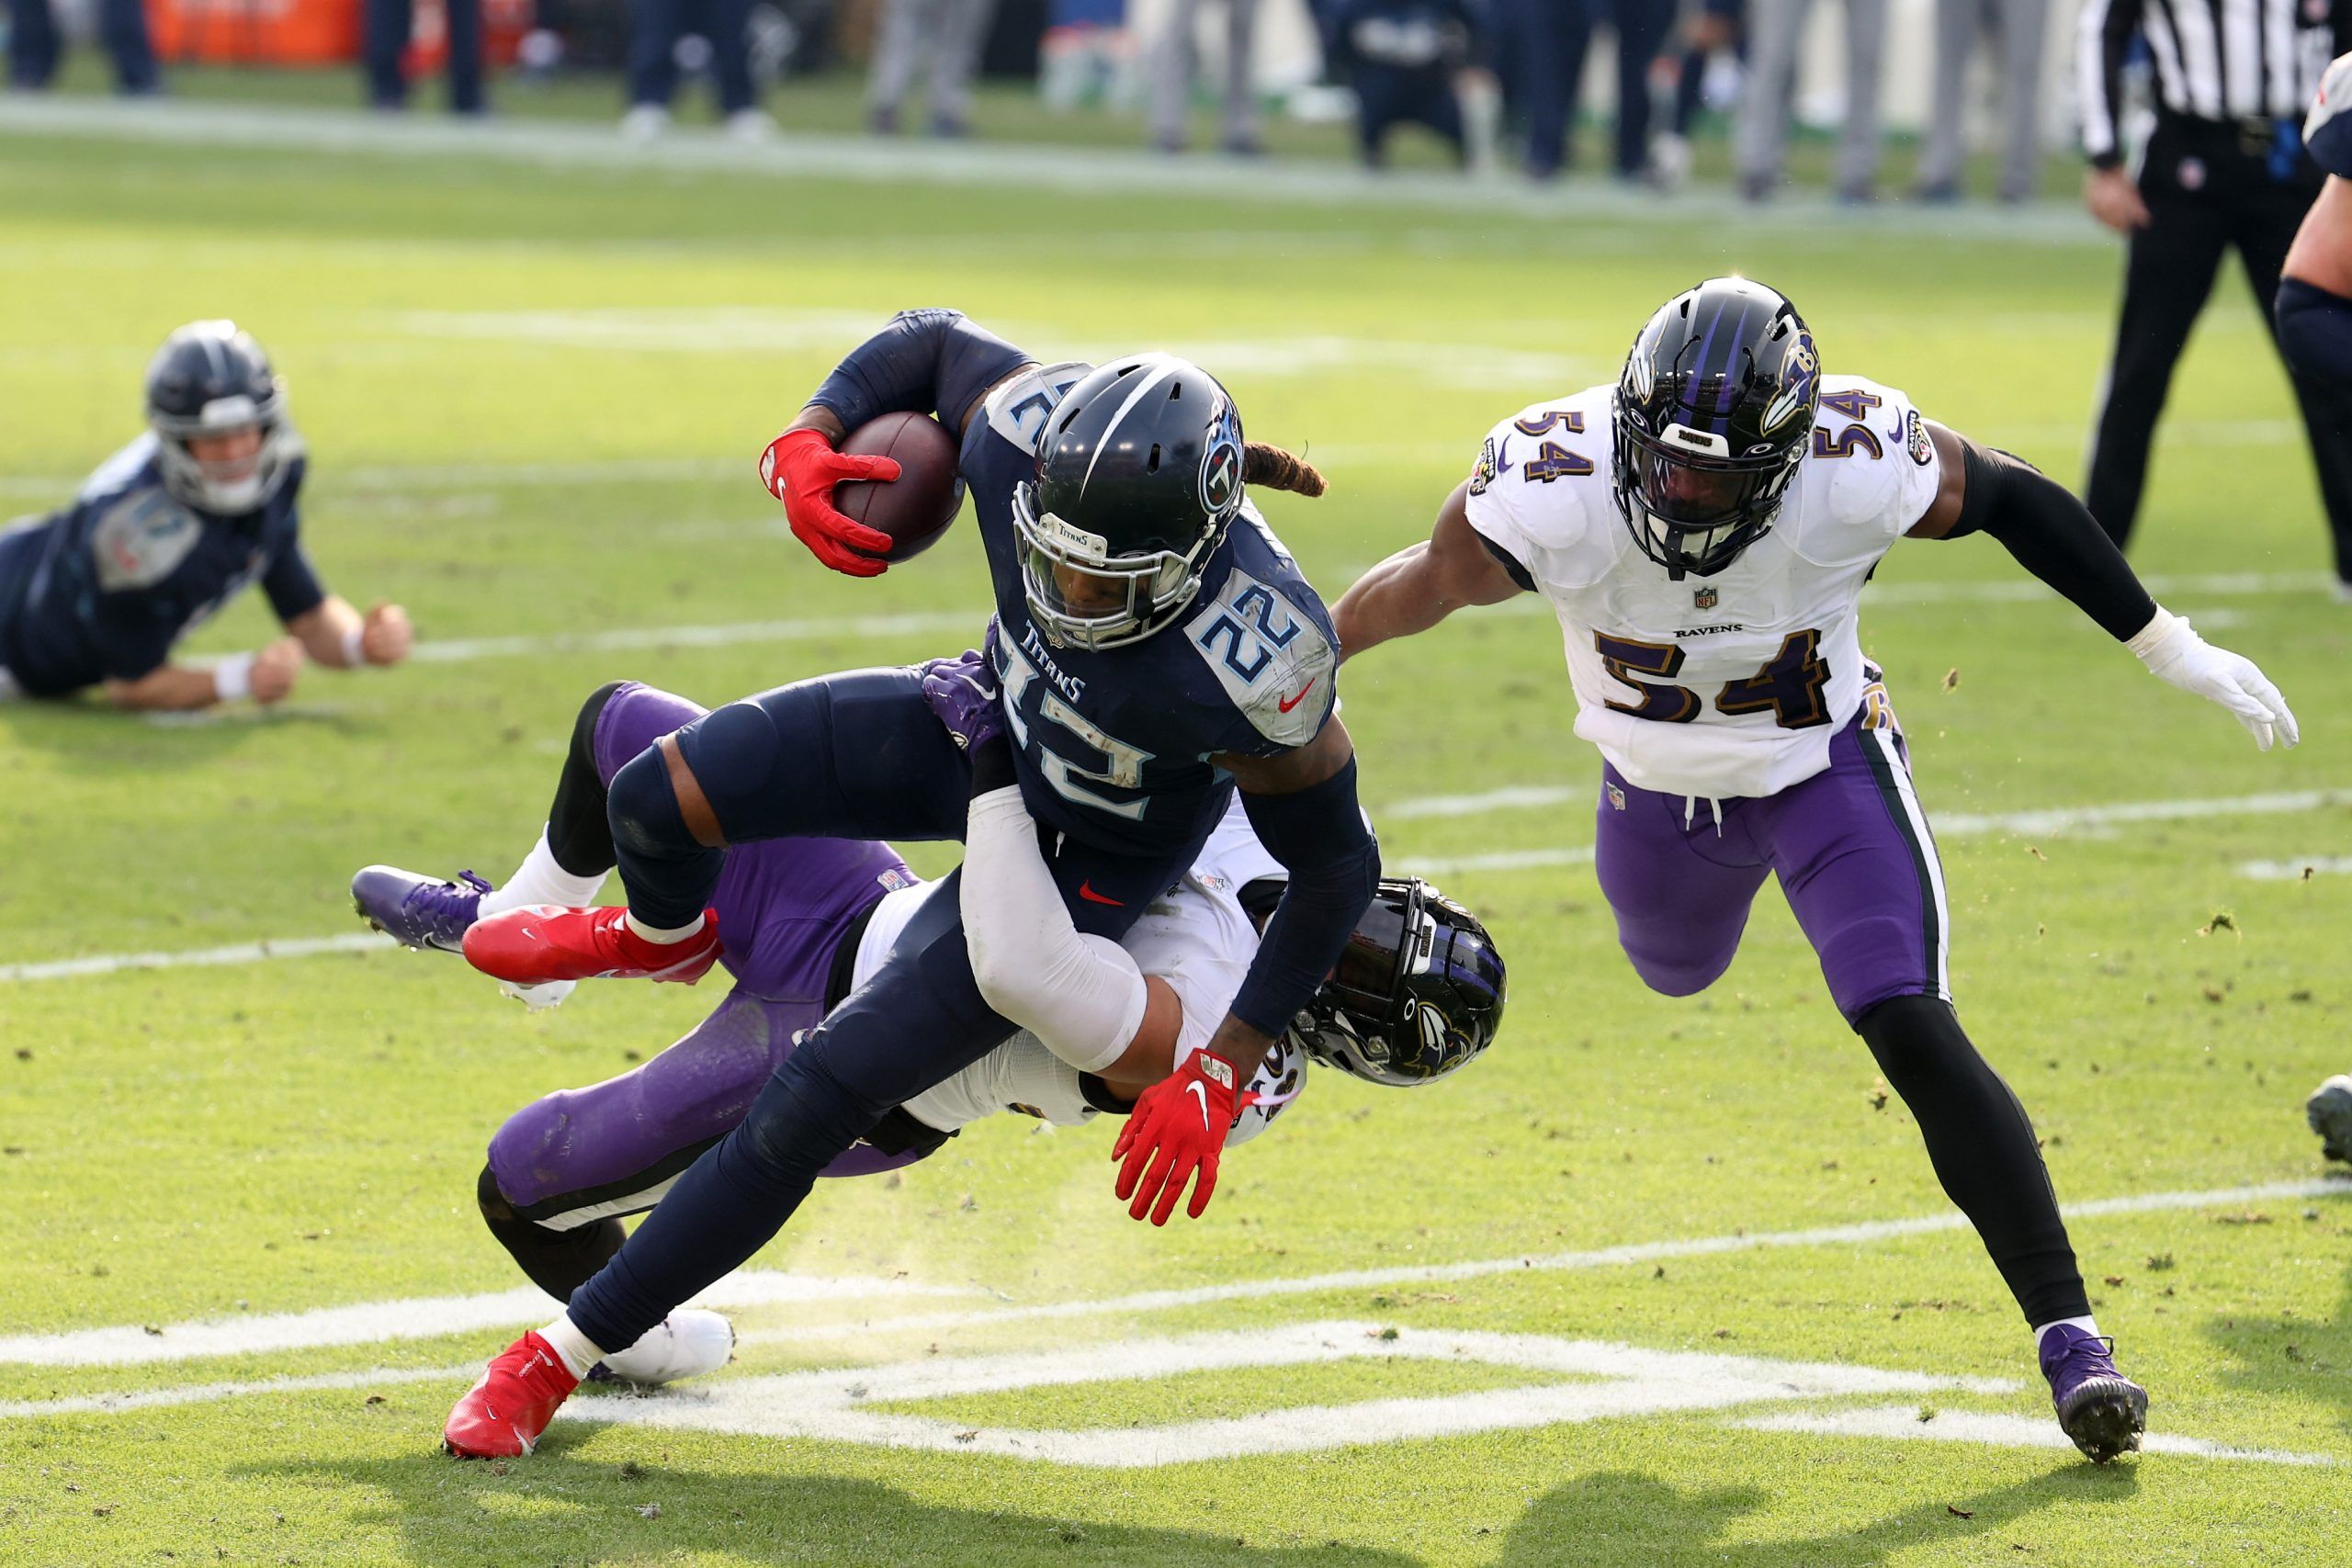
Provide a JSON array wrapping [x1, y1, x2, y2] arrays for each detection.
[[1462, 377, 1942, 800], [957, 362, 1341, 859]]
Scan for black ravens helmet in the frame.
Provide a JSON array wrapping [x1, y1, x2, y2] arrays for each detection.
[[1011, 354, 1247, 650], [1611, 277, 1819, 579], [1285, 879, 1506, 1088], [144, 320, 299, 514]]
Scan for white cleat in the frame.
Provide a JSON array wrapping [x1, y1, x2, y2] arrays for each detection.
[[498, 978, 577, 1011], [619, 104, 672, 141], [592, 1309, 736, 1386], [723, 108, 778, 143]]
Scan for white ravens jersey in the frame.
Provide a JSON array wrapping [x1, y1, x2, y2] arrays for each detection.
[[1463, 376, 1941, 799], [866, 795, 1304, 1145]]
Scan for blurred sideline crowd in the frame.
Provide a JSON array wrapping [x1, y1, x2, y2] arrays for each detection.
[[5, 0, 2086, 198]]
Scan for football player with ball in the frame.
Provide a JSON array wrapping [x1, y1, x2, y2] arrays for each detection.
[[1334, 276, 2300, 1463], [442, 310, 1382, 1456]]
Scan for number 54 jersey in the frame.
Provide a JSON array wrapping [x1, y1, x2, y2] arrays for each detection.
[[1464, 376, 1942, 801]]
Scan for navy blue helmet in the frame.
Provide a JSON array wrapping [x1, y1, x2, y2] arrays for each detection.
[[144, 321, 298, 514], [1286, 879, 1506, 1088], [1011, 353, 1246, 650], [1611, 277, 1819, 579]]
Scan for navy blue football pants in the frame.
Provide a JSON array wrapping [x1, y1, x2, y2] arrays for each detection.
[[2278, 276, 2352, 389], [566, 666, 1197, 1353]]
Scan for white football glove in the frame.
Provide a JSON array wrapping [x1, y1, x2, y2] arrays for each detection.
[[2129, 608, 2300, 751]]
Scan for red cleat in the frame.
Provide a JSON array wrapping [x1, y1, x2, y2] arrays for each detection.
[[443, 1331, 582, 1459], [461, 904, 722, 986]]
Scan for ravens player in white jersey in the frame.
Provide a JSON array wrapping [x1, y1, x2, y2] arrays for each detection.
[[0, 321, 411, 709], [1334, 276, 2300, 1464]]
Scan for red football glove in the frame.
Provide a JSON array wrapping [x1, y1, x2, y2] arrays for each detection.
[[1112, 1048, 1255, 1225], [758, 427, 902, 579]]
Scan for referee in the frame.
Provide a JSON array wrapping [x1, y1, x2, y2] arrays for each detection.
[[2079, 0, 2352, 595]]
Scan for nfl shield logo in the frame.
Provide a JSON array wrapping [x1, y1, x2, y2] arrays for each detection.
[[1692, 586, 1718, 610], [1605, 783, 1626, 812]]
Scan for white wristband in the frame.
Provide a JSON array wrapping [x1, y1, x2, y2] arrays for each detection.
[[340, 626, 367, 669], [212, 652, 255, 704], [2125, 605, 2187, 665]]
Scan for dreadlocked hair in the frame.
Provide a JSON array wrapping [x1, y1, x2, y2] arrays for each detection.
[[1242, 443, 1328, 498]]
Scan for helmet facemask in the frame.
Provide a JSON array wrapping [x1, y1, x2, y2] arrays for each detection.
[[1011, 479, 1224, 651], [151, 386, 297, 515], [1611, 416, 1803, 580], [1282, 879, 1505, 1088]]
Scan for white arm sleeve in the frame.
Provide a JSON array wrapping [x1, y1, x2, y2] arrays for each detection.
[[960, 784, 1149, 1075]]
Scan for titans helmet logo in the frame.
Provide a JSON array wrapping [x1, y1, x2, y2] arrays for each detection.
[[1201, 399, 1243, 518]]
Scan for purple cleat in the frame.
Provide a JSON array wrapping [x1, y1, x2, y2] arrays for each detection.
[[2040, 1325, 2147, 1463], [352, 865, 491, 955]]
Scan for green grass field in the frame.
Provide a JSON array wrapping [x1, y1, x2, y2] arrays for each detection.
[[2, 105, 2350, 1567]]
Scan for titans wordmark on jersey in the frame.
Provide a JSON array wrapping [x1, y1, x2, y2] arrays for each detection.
[[956, 363, 1340, 859], [1464, 376, 1941, 800]]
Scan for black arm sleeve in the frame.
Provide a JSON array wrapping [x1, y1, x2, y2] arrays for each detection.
[[1476, 531, 1536, 593], [1231, 759, 1382, 1040], [807, 310, 1033, 436], [1949, 441, 2156, 641]]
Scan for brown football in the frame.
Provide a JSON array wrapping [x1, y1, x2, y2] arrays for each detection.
[[833, 412, 967, 563]]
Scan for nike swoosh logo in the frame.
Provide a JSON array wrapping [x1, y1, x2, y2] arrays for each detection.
[[1277, 679, 1317, 714], [1079, 881, 1124, 906], [1184, 1080, 1211, 1130], [1885, 422, 1905, 446]]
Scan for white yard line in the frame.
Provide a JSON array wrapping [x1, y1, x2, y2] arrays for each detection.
[[1733, 1406, 2334, 1467], [2240, 856, 2352, 880], [6, 785, 2346, 983], [0, 931, 392, 984], [0, 1270, 973, 1370]]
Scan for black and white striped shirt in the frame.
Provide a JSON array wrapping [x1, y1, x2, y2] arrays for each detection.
[[2079, 0, 2352, 167]]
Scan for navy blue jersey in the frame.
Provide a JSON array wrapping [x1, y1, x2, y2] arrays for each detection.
[[2312, 53, 2352, 177], [0, 435, 323, 696], [959, 362, 1340, 858]]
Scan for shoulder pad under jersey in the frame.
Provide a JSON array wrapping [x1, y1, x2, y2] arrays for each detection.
[[89, 484, 202, 592], [1181, 534, 1338, 751], [982, 361, 1093, 455]]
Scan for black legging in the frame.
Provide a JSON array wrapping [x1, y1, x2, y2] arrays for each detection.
[[1857, 995, 2089, 1326]]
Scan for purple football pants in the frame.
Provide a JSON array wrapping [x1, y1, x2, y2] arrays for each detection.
[[486, 683, 925, 1229], [1596, 696, 1947, 1029]]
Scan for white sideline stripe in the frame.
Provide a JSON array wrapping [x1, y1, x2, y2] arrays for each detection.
[[1734, 1406, 2335, 1467], [8, 787, 2349, 984], [0, 931, 392, 984], [717, 1178, 2350, 1352], [0, 1270, 970, 1369], [2241, 855, 2352, 880], [0, 96, 2118, 243]]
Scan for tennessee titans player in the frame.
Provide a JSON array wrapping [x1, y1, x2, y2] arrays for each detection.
[[444, 311, 1381, 1457], [1335, 277, 2300, 1464], [2282, 53, 2352, 524], [0, 321, 412, 709], [355, 671, 1502, 1398]]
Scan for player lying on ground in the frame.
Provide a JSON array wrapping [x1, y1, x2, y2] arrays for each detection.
[[1331, 276, 2301, 1465], [424, 313, 1382, 1454], [0, 321, 411, 710], [352, 672, 1503, 1450]]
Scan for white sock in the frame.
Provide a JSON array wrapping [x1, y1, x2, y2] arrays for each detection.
[[537, 1313, 605, 1379], [479, 828, 606, 919], [2033, 1314, 2100, 1352], [625, 910, 707, 945]]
